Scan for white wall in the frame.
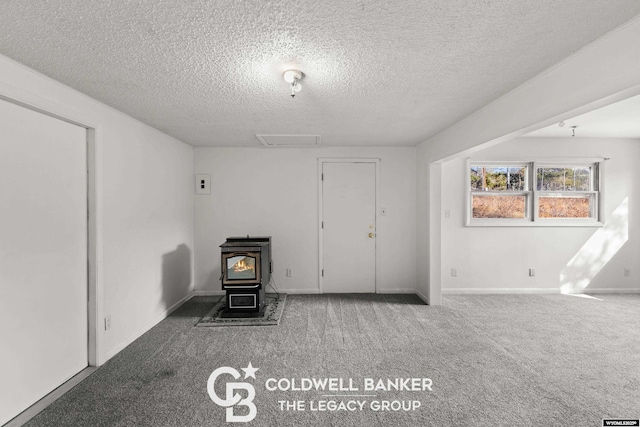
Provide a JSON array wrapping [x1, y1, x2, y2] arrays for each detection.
[[194, 147, 417, 294], [417, 16, 640, 302], [0, 53, 194, 364], [440, 137, 640, 293], [101, 116, 194, 359]]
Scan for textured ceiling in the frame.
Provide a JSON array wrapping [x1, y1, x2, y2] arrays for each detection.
[[1, 1, 639, 147]]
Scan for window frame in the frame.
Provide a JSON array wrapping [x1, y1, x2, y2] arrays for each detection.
[[533, 162, 600, 224], [466, 159, 604, 227], [468, 162, 531, 225]]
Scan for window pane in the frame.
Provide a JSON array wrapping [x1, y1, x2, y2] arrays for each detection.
[[536, 167, 591, 191], [472, 195, 527, 218], [470, 166, 526, 191], [538, 195, 594, 218]]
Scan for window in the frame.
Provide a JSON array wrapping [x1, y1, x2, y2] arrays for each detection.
[[468, 161, 601, 226], [470, 165, 529, 220], [535, 166, 597, 220]]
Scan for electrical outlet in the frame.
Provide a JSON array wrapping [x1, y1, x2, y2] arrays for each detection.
[[451, 268, 457, 277], [624, 268, 630, 277], [444, 209, 451, 218], [286, 268, 292, 277], [529, 268, 535, 277], [104, 315, 111, 331]]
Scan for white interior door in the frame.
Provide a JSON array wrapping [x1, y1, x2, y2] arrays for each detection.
[[322, 161, 376, 293], [0, 100, 88, 425]]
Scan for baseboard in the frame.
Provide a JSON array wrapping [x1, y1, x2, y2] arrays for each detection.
[[7, 290, 193, 425], [280, 289, 421, 295], [442, 287, 640, 295], [414, 289, 429, 304], [195, 288, 423, 296], [277, 288, 321, 294], [197, 287, 635, 299], [442, 288, 560, 295], [193, 288, 323, 296], [3, 367, 98, 427], [377, 288, 417, 294], [192, 289, 225, 296], [103, 291, 193, 362], [581, 288, 640, 294]]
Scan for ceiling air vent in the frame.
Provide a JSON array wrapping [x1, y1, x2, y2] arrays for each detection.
[[256, 134, 321, 147]]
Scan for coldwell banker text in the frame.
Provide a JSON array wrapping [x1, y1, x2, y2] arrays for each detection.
[[266, 377, 433, 413], [265, 377, 433, 392]]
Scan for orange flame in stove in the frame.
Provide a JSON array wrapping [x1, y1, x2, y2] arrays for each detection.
[[233, 258, 255, 273]]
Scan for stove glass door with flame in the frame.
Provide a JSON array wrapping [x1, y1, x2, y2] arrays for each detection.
[[222, 252, 261, 285]]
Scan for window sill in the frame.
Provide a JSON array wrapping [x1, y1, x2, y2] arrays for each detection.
[[466, 220, 604, 228]]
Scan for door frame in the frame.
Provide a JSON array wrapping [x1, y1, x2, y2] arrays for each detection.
[[0, 89, 103, 368], [318, 158, 380, 294]]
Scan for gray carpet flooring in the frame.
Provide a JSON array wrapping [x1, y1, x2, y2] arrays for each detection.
[[23, 293, 640, 426]]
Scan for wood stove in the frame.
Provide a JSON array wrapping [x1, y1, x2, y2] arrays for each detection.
[[219, 236, 271, 317]]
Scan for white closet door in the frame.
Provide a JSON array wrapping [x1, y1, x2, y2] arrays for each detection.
[[0, 100, 88, 425], [322, 162, 377, 293]]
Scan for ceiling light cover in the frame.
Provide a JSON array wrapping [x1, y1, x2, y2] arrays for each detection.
[[283, 69, 304, 98], [283, 70, 302, 83]]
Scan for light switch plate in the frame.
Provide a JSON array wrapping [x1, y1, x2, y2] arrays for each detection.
[[195, 174, 211, 195]]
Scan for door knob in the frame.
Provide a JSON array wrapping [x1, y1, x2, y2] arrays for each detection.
[[368, 233, 375, 238]]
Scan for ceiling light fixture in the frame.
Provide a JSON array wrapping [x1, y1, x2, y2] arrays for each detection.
[[558, 121, 565, 127], [283, 69, 303, 98]]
